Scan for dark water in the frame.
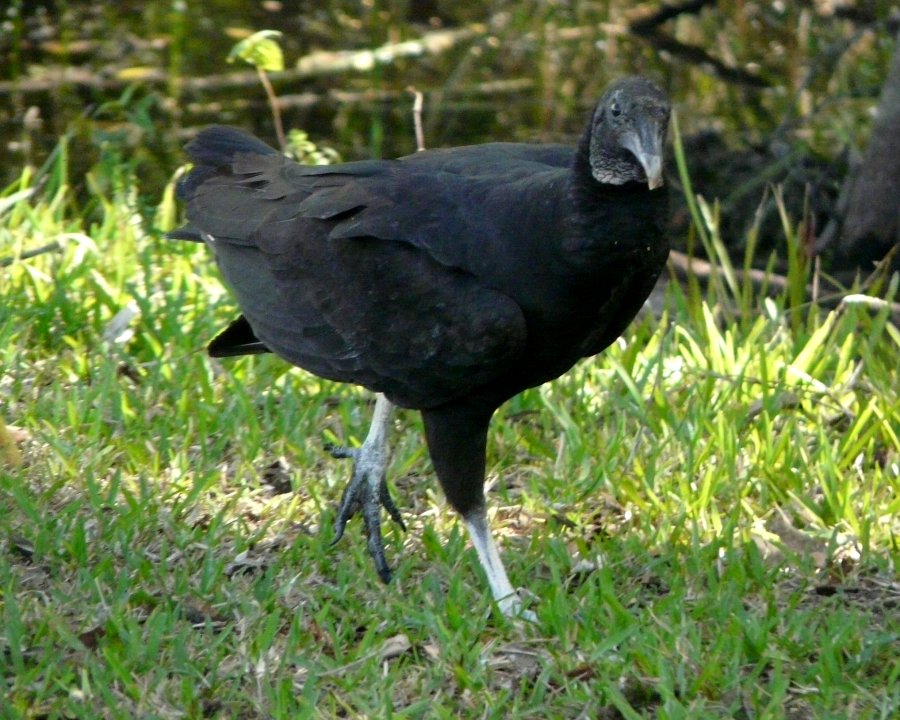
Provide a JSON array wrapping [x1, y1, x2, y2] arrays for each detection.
[[0, 2, 621, 191], [0, 2, 685, 186], [0, 0, 893, 246]]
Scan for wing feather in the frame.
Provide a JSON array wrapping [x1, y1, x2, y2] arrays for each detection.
[[173, 127, 542, 407]]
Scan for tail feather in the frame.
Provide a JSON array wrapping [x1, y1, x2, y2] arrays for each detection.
[[208, 315, 270, 357], [166, 222, 203, 242], [184, 125, 279, 166], [175, 126, 280, 202]]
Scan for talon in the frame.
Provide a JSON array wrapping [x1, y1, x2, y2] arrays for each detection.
[[363, 500, 393, 583], [331, 519, 349, 546], [379, 481, 407, 532], [331, 475, 361, 545], [324, 394, 402, 582]]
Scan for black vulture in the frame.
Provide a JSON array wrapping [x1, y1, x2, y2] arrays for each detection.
[[169, 76, 671, 617]]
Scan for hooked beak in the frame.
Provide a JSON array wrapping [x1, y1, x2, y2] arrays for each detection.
[[622, 124, 665, 190], [640, 153, 664, 190]]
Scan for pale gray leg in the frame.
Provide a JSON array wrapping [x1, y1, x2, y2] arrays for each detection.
[[464, 507, 537, 621], [328, 393, 405, 582]]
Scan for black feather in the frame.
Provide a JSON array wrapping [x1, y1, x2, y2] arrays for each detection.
[[168, 77, 672, 601], [208, 315, 270, 357]]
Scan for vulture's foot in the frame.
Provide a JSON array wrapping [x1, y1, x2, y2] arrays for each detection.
[[326, 394, 404, 583]]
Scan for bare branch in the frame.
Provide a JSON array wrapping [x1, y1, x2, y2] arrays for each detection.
[[407, 87, 426, 153], [0, 241, 63, 267]]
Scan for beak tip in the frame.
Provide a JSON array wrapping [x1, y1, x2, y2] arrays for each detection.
[[622, 132, 665, 190], [634, 150, 663, 191]]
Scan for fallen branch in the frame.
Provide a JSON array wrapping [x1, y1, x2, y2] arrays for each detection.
[[627, 0, 768, 88], [295, 27, 482, 77], [0, 26, 483, 97], [630, 26, 769, 88], [180, 78, 535, 119], [668, 249, 900, 323], [667, 249, 798, 296], [629, 0, 717, 32]]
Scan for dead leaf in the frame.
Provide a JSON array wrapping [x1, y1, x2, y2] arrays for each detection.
[[305, 619, 335, 655], [8, 535, 34, 561], [0, 416, 23, 468], [566, 663, 596, 681], [102, 302, 139, 345], [261, 457, 293, 494], [116, 362, 142, 384], [380, 633, 411, 661], [225, 549, 270, 577], [180, 599, 227, 626], [484, 642, 548, 674], [766, 510, 828, 560], [78, 625, 106, 649]]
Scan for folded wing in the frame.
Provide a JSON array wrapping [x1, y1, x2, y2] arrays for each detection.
[[174, 127, 539, 408]]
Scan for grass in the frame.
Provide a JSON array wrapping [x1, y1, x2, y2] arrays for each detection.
[[1, 137, 899, 719]]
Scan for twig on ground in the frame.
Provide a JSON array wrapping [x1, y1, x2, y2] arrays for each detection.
[[668, 249, 900, 323], [0, 240, 64, 267]]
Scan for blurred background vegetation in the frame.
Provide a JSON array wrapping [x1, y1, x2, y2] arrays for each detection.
[[0, 0, 897, 270]]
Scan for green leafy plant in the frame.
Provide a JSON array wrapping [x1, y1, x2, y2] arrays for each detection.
[[285, 129, 341, 166], [228, 29, 287, 149]]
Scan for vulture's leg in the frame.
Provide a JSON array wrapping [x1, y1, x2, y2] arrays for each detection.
[[462, 505, 534, 619], [423, 405, 535, 620], [329, 393, 405, 582]]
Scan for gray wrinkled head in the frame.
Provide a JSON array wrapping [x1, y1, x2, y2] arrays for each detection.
[[588, 76, 670, 190]]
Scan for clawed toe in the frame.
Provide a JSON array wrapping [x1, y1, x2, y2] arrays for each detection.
[[329, 451, 404, 582], [378, 481, 406, 531], [326, 395, 403, 583], [325, 443, 358, 461]]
